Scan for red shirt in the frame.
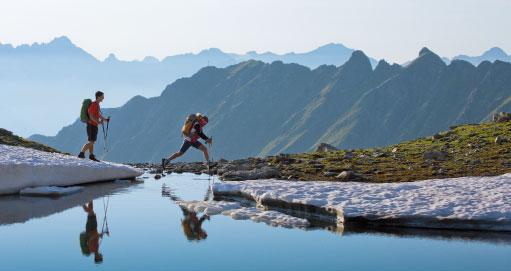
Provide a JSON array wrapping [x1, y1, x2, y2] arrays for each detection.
[[87, 101, 100, 126]]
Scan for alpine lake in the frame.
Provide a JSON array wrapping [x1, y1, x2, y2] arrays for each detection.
[[1, 173, 510, 271]]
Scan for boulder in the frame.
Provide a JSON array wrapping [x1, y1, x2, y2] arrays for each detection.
[[423, 151, 448, 161], [495, 136, 507, 144], [336, 171, 365, 182], [222, 166, 280, 181], [343, 152, 354, 159], [372, 152, 387, 158], [323, 171, 338, 177], [316, 143, 338, 152], [431, 133, 442, 140], [492, 112, 511, 123]]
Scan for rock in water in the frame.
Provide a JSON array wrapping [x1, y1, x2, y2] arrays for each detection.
[[316, 143, 338, 152]]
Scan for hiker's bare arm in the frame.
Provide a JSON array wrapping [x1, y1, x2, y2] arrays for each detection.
[[90, 115, 102, 124]]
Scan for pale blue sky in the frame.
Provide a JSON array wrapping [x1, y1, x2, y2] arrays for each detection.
[[0, 0, 509, 63]]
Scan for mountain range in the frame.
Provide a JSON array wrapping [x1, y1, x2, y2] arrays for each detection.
[[30, 48, 511, 163], [453, 47, 511, 66], [0, 36, 375, 137], [3, 36, 509, 137]]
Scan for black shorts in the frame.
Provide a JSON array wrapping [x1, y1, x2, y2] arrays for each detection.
[[86, 123, 98, 142], [179, 140, 203, 154]]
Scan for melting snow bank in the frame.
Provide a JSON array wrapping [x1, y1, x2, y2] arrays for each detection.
[[0, 144, 142, 195], [213, 174, 511, 232], [177, 200, 242, 215], [178, 200, 310, 229], [20, 186, 84, 197], [223, 207, 310, 228]]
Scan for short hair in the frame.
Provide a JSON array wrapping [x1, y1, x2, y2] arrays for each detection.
[[95, 91, 104, 99]]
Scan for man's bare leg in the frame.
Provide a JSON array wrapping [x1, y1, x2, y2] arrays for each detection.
[[199, 145, 209, 162], [80, 141, 95, 154], [163, 151, 183, 169], [89, 141, 95, 155]]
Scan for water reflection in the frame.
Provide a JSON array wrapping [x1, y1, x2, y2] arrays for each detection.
[[0, 174, 510, 271], [80, 201, 105, 264], [162, 184, 211, 241], [0, 181, 136, 226]]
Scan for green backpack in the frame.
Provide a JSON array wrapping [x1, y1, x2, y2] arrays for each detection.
[[80, 99, 92, 122]]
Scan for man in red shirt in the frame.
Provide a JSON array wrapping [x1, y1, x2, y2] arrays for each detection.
[[78, 91, 108, 162]]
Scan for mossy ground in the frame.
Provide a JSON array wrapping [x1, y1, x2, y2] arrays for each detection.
[[268, 121, 511, 183], [0, 128, 61, 153]]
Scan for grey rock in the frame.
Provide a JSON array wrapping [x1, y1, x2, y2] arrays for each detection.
[[343, 152, 354, 159], [372, 152, 387, 158], [222, 166, 280, 181], [492, 112, 511, 123], [495, 136, 507, 144], [316, 143, 338, 152], [336, 171, 364, 182], [149, 169, 163, 174], [323, 171, 338, 177], [423, 151, 448, 161], [312, 164, 325, 170], [154, 174, 162, 180], [431, 133, 442, 140]]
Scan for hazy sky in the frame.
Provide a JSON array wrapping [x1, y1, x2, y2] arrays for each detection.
[[0, 0, 510, 63]]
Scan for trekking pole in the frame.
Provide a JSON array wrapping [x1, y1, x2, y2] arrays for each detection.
[[207, 137, 213, 176], [101, 196, 110, 237], [208, 137, 215, 185], [101, 117, 110, 154]]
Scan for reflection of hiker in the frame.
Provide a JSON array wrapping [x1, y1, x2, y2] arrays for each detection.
[[161, 184, 211, 241], [78, 91, 109, 162], [180, 206, 210, 241], [80, 201, 104, 264], [163, 113, 212, 168]]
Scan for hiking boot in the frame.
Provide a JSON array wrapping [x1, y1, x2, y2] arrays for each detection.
[[89, 154, 100, 162], [78, 152, 85, 159], [161, 158, 167, 169]]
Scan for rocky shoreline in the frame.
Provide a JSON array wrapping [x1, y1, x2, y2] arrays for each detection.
[[132, 115, 511, 183]]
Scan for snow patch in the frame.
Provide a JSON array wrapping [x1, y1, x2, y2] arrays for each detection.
[[0, 144, 142, 195], [177, 200, 310, 228], [20, 186, 84, 197], [213, 174, 511, 231], [177, 200, 241, 215], [222, 207, 310, 228]]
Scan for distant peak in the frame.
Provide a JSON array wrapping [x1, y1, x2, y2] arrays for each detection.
[[316, 43, 347, 50], [419, 47, 433, 56], [407, 47, 445, 69], [342, 50, 372, 72], [198, 48, 224, 55], [374, 59, 390, 70], [104, 53, 118, 62], [143, 56, 159, 63], [49, 36, 74, 45], [350, 50, 369, 61], [483, 47, 507, 57], [376, 59, 390, 66]]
